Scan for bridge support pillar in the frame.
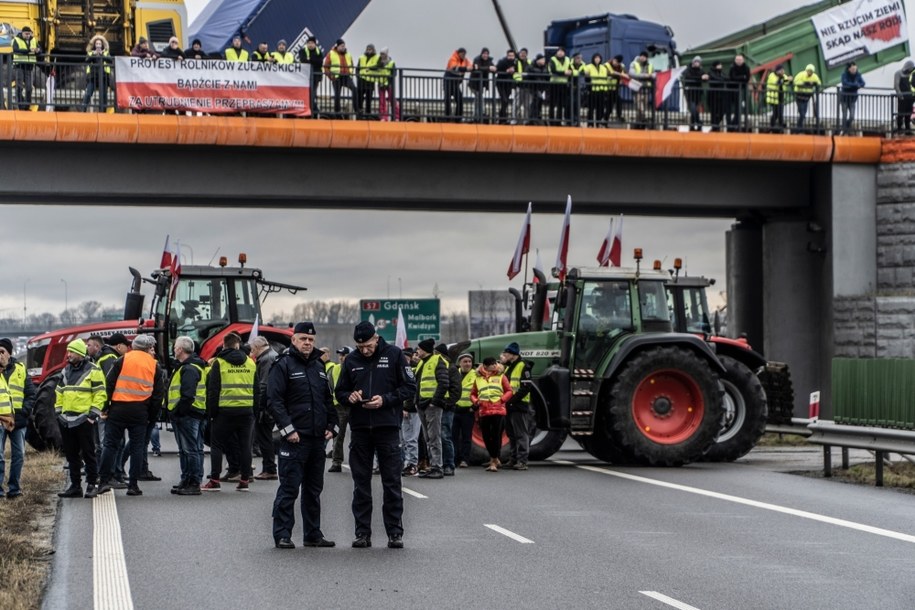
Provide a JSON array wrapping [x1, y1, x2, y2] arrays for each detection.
[[725, 221, 763, 348], [763, 219, 826, 418]]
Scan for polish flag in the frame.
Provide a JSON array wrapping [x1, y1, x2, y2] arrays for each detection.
[[169, 239, 182, 277], [507, 202, 532, 280], [248, 314, 260, 346], [533, 249, 551, 322], [609, 214, 623, 267], [596, 218, 615, 267], [160, 235, 173, 269], [554, 195, 572, 282], [654, 66, 686, 109], [394, 307, 409, 349]]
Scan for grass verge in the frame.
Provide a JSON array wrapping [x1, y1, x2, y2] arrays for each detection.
[[754, 432, 812, 447], [0, 447, 63, 610], [832, 460, 915, 491]]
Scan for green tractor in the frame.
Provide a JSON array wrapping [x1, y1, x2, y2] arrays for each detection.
[[467, 256, 726, 466], [664, 267, 794, 462]]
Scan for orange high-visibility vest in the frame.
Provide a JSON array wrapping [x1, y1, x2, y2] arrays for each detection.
[[111, 350, 157, 402]]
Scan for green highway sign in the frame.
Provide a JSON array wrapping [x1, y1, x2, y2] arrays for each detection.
[[360, 298, 440, 344]]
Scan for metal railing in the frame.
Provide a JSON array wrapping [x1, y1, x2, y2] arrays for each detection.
[[0, 54, 904, 136]]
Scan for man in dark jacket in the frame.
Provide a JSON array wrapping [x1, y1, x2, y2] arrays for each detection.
[[470, 47, 496, 120], [526, 54, 549, 123], [0, 338, 36, 499], [501, 342, 533, 470], [299, 36, 324, 115], [681, 56, 708, 131], [708, 60, 728, 131], [204, 332, 256, 491], [251, 336, 278, 480], [435, 344, 461, 476], [168, 336, 207, 495], [268, 322, 338, 549], [335, 321, 415, 549], [495, 49, 517, 123], [727, 54, 751, 129], [184, 39, 208, 60]]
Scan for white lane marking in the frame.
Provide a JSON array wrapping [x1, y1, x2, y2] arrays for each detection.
[[93, 492, 134, 610], [553, 460, 915, 546], [484, 524, 535, 544], [340, 464, 427, 498], [639, 591, 701, 610]]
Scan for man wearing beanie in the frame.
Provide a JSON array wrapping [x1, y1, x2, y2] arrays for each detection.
[[682, 56, 709, 131], [323, 38, 355, 116], [500, 342, 533, 470], [98, 335, 165, 496], [356, 43, 379, 116], [202, 332, 256, 492], [299, 36, 324, 114], [413, 338, 450, 479], [55, 339, 107, 499], [335, 321, 415, 549], [267, 322, 339, 549], [0, 337, 36, 499], [272, 39, 293, 63]]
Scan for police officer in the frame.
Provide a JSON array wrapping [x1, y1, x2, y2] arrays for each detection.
[[268, 322, 339, 549], [335, 321, 415, 549], [500, 342, 532, 470]]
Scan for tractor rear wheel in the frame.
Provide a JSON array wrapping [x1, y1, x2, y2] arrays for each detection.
[[606, 346, 723, 466], [703, 356, 768, 462]]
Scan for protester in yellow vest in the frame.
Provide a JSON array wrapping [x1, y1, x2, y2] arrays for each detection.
[[584, 52, 610, 127], [168, 336, 208, 495], [323, 38, 356, 115], [0, 337, 35, 498], [414, 339, 450, 479], [12, 26, 40, 110], [271, 39, 294, 63], [224, 34, 249, 61], [452, 353, 476, 468], [501, 342, 533, 470], [470, 357, 513, 472], [793, 63, 822, 131]]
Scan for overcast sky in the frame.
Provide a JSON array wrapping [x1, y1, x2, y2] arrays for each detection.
[[3, 0, 910, 323]]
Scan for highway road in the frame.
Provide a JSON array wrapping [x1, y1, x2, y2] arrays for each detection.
[[44, 439, 915, 610]]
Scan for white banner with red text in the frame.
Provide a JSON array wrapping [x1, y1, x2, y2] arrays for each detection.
[[811, 0, 908, 68], [114, 57, 312, 116]]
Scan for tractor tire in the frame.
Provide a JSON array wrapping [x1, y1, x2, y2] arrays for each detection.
[[26, 374, 63, 452], [703, 356, 768, 462], [758, 363, 795, 424], [606, 346, 724, 467], [576, 433, 632, 465]]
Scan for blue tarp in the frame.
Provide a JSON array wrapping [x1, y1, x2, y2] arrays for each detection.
[[189, 0, 371, 56]]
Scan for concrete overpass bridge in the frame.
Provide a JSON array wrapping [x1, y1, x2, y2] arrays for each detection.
[[0, 110, 908, 418]]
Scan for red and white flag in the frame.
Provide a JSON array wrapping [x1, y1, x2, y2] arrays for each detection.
[[609, 214, 623, 267], [160, 235, 173, 270], [654, 66, 686, 109], [533, 249, 550, 322], [248, 314, 260, 346], [596, 218, 615, 267], [507, 202, 532, 280], [394, 307, 409, 349], [169, 239, 182, 277], [554, 195, 572, 282]]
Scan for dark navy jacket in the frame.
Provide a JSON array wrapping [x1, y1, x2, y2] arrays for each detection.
[[268, 346, 338, 439], [334, 337, 416, 430]]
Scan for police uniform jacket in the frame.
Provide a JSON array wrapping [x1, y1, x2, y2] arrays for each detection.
[[334, 337, 416, 430], [268, 346, 338, 439]]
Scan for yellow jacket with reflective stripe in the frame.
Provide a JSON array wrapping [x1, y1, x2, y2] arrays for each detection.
[[358, 53, 382, 82], [168, 363, 206, 412], [13, 36, 38, 63], [216, 357, 256, 408], [272, 51, 294, 64], [55, 361, 106, 417], [225, 47, 249, 62], [474, 373, 506, 403], [793, 71, 821, 96], [6, 361, 27, 412], [584, 63, 610, 91], [550, 55, 571, 83], [513, 58, 530, 82], [506, 360, 530, 404], [0, 374, 12, 417], [766, 72, 790, 105], [111, 350, 157, 402], [327, 361, 342, 405], [417, 354, 445, 400], [457, 369, 476, 408]]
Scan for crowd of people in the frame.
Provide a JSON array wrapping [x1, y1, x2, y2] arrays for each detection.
[[0, 320, 536, 549], [4, 25, 898, 133]]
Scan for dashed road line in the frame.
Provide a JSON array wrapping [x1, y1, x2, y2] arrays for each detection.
[[554, 460, 915, 546], [639, 591, 701, 610], [484, 523, 535, 543], [93, 492, 134, 610]]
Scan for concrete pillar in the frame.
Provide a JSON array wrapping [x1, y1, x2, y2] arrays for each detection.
[[831, 165, 876, 296], [763, 219, 825, 418], [725, 221, 763, 348]]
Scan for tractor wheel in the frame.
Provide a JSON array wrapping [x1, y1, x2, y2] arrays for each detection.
[[758, 363, 795, 424], [576, 433, 632, 465], [702, 356, 768, 462], [528, 428, 567, 461], [607, 346, 724, 466]]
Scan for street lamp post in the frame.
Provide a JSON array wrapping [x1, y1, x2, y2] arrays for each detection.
[[60, 278, 68, 313]]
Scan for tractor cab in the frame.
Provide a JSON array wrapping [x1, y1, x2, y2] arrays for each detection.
[[665, 274, 714, 336]]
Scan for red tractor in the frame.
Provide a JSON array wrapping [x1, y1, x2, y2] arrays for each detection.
[[664, 264, 794, 462], [24, 253, 304, 449]]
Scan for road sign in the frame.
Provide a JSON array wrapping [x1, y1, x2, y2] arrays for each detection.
[[360, 299, 440, 344]]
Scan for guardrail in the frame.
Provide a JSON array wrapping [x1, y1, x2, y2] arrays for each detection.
[[806, 420, 915, 486], [0, 54, 903, 136]]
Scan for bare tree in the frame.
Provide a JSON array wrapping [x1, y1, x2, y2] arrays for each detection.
[[78, 300, 103, 322]]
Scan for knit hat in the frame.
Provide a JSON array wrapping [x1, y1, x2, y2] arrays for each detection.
[[904, 60, 915, 72], [775, 63, 785, 72], [138, 36, 148, 44], [67, 338, 88, 357], [335, 38, 345, 46], [353, 321, 376, 343], [277, 39, 287, 47], [692, 55, 701, 65], [380, 47, 389, 55], [435, 343, 449, 357], [307, 36, 317, 43], [21, 26, 31, 33], [458, 352, 473, 363], [417, 338, 435, 354], [806, 64, 815, 72], [503, 342, 520, 355], [613, 54, 624, 62], [0, 338, 12, 354], [366, 43, 375, 51], [294, 321, 316, 335], [132, 335, 156, 350]]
